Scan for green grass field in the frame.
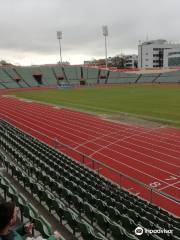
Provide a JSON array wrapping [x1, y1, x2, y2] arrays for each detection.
[[10, 85, 180, 127]]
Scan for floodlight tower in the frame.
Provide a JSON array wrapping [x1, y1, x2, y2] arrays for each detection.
[[57, 31, 63, 66], [102, 25, 108, 69]]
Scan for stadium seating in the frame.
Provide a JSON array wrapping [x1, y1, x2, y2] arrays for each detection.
[[0, 173, 54, 239], [63, 66, 80, 86], [0, 120, 179, 240], [82, 67, 89, 80], [15, 67, 39, 87], [99, 69, 109, 84], [1, 65, 180, 90], [40, 66, 58, 86], [86, 67, 99, 85], [0, 68, 20, 88], [0, 82, 6, 89], [3, 68, 29, 88], [137, 73, 160, 83], [107, 71, 138, 84], [155, 70, 180, 83]]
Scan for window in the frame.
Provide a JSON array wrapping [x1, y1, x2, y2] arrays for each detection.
[[168, 52, 180, 56]]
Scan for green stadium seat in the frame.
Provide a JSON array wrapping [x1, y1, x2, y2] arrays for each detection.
[[94, 211, 110, 236], [139, 216, 154, 229], [120, 214, 137, 233], [52, 199, 65, 223], [173, 227, 180, 238], [127, 208, 140, 222], [83, 202, 96, 225], [109, 221, 125, 239], [78, 220, 105, 240], [156, 217, 172, 229], [64, 208, 79, 235], [72, 194, 84, 215], [0, 175, 10, 200], [7, 185, 17, 201], [34, 216, 53, 238], [23, 203, 39, 222], [107, 206, 120, 222]]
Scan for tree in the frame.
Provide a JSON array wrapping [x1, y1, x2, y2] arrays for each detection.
[[111, 56, 125, 68], [0, 60, 12, 66]]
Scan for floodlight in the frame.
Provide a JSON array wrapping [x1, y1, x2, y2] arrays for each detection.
[[57, 31, 62, 39], [102, 25, 108, 37], [102, 26, 109, 69], [57, 30, 63, 67]]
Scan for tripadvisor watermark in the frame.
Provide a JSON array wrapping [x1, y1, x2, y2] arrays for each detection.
[[135, 227, 173, 236]]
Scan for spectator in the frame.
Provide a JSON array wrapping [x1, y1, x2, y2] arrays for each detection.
[[0, 202, 62, 240], [0, 201, 25, 240]]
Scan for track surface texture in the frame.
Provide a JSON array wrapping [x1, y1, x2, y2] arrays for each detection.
[[0, 95, 179, 216]]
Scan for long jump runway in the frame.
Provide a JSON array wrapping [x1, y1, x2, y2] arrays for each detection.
[[0, 96, 179, 216]]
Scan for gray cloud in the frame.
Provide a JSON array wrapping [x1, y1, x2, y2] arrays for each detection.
[[0, 0, 180, 64]]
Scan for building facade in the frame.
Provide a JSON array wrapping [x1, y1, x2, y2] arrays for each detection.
[[138, 39, 180, 68], [124, 54, 138, 68], [84, 55, 138, 68]]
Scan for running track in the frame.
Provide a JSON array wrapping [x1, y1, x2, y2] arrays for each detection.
[[0, 95, 179, 216]]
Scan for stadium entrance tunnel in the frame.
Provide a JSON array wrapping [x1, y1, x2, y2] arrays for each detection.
[[80, 79, 86, 85], [13, 76, 21, 83], [57, 75, 64, 80], [33, 73, 43, 85]]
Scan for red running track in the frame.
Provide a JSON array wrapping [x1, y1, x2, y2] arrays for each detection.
[[0, 95, 179, 216]]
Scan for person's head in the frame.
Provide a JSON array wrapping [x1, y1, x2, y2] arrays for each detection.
[[0, 202, 17, 232]]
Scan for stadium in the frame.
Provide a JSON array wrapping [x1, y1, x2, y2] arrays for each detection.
[[0, 63, 180, 240], [0, 1, 180, 240]]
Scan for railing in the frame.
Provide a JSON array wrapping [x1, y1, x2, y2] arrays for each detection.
[[0, 114, 179, 216], [54, 140, 180, 201]]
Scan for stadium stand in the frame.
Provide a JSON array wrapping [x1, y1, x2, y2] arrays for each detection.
[[107, 71, 138, 84], [0, 120, 179, 240], [40, 66, 58, 86], [82, 67, 88, 80], [137, 73, 160, 83], [99, 69, 109, 84], [15, 67, 39, 87], [63, 66, 80, 86], [52, 65, 70, 87], [0, 81, 6, 89], [28, 66, 48, 86], [154, 70, 180, 83], [3, 67, 29, 88], [0, 65, 180, 90], [86, 68, 99, 85], [0, 68, 20, 89]]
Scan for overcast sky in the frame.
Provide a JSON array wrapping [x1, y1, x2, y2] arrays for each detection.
[[0, 0, 180, 65]]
